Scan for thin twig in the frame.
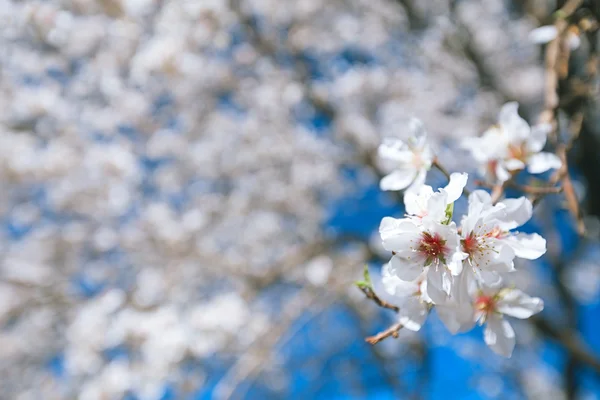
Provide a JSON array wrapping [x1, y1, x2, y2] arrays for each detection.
[[358, 286, 400, 312], [365, 322, 404, 344], [505, 181, 563, 195]]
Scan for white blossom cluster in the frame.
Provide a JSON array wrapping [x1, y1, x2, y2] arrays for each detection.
[[378, 106, 552, 357], [0, 0, 572, 398]]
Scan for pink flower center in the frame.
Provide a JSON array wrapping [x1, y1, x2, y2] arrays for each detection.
[[475, 295, 496, 315], [412, 152, 424, 168], [484, 226, 506, 239], [508, 143, 527, 162], [461, 232, 479, 256], [417, 232, 448, 265]]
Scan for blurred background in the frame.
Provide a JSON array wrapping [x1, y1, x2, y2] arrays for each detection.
[[1, 0, 600, 399]]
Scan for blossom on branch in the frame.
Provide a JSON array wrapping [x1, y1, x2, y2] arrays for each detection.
[[377, 172, 547, 357], [462, 102, 562, 182], [378, 118, 434, 193]]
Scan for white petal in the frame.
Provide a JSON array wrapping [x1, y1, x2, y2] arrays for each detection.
[[447, 249, 466, 276], [398, 297, 429, 331], [483, 243, 515, 273], [425, 267, 449, 304], [497, 197, 532, 230], [495, 163, 511, 183], [443, 172, 468, 204], [380, 168, 418, 191], [477, 269, 503, 287], [436, 303, 475, 334], [391, 254, 423, 282], [382, 262, 421, 297], [379, 217, 419, 250], [484, 314, 516, 357], [498, 102, 530, 141], [528, 25, 558, 44], [405, 167, 428, 194], [527, 123, 552, 153], [505, 232, 546, 259], [504, 158, 526, 171], [568, 33, 581, 50], [425, 192, 448, 222], [404, 185, 434, 216], [378, 139, 412, 162], [527, 152, 562, 174], [496, 289, 544, 319]]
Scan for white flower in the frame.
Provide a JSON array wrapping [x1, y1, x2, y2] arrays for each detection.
[[463, 102, 562, 182], [529, 25, 580, 49], [528, 26, 558, 44], [404, 172, 468, 223], [378, 118, 434, 193], [435, 267, 476, 334], [380, 216, 467, 303], [380, 266, 430, 331], [474, 287, 544, 357], [459, 190, 547, 285]]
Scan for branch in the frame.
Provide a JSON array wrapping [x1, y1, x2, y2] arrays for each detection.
[[365, 322, 404, 344], [531, 315, 600, 374], [358, 285, 400, 312]]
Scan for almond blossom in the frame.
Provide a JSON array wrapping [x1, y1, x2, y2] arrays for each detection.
[[460, 190, 546, 285], [462, 102, 562, 182], [378, 129, 548, 357], [380, 215, 467, 304], [380, 267, 431, 331], [473, 286, 544, 357], [404, 172, 468, 223], [378, 118, 434, 193]]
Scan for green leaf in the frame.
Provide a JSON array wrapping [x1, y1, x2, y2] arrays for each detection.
[[355, 265, 372, 290], [443, 202, 454, 225]]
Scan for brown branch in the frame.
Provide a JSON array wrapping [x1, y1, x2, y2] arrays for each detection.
[[505, 181, 563, 195], [358, 286, 400, 312], [365, 322, 404, 344], [557, 146, 586, 235], [532, 315, 600, 374]]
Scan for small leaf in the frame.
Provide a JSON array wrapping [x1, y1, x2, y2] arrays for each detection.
[[355, 280, 369, 289], [363, 264, 371, 284], [443, 202, 454, 225], [356, 265, 372, 290]]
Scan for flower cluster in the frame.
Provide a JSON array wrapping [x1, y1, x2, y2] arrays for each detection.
[[378, 115, 547, 357], [462, 102, 562, 183]]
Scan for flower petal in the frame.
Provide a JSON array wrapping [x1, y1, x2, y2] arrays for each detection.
[[381, 262, 421, 297], [379, 217, 419, 250], [484, 314, 516, 357], [425, 267, 451, 304], [498, 102, 530, 141], [404, 185, 434, 216], [436, 302, 475, 334], [495, 163, 511, 183], [378, 139, 412, 162], [380, 168, 418, 191], [391, 254, 423, 282], [497, 196, 532, 230], [505, 232, 546, 259], [504, 158, 526, 171], [406, 167, 428, 194], [443, 172, 468, 204], [527, 152, 562, 174], [528, 25, 558, 44], [398, 297, 429, 331], [527, 123, 552, 153], [496, 289, 544, 319]]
